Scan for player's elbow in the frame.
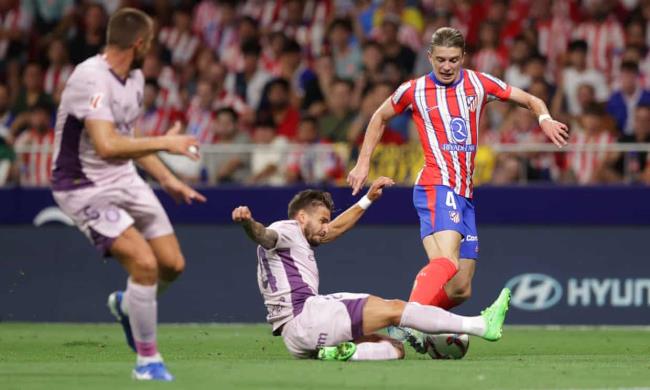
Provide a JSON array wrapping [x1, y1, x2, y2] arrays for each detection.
[[95, 142, 116, 159]]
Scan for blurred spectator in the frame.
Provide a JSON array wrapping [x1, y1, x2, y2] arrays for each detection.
[[193, 0, 238, 59], [606, 61, 650, 135], [504, 36, 533, 89], [565, 103, 616, 185], [221, 16, 261, 72], [0, 83, 14, 185], [22, 0, 75, 49], [371, 0, 423, 51], [206, 61, 252, 121], [275, 39, 315, 102], [302, 54, 334, 116], [496, 106, 557, 182], [359, 40, 386, 93], [562, 40, 609, 116], [68, 3, 106, 64], [328, 17, 361, 79], [248, 119, 288, 186], [259, 78, 300, 140], [318, 78, 355, 142], [205, 107, 251, 185], [136, 79, 169, 137], [11, 62, 53, 136], [185, 79, 215, 143], [377, 14, 415, 76], [612, 104, 650, 183], [13, 102, 54, 187], [536, 0, 574, 79], [159, 6, 200, 66], [270, 0, 330, 58], [573, 0, 624, 80], [224, 39, 272, 110], [0, 1, 29, 58], [472, 22, 507, 75], [348, 81, 405, 146], [286, 115, 343, 184], [142, 54, 182, 110], [44, 38, 73, 95]]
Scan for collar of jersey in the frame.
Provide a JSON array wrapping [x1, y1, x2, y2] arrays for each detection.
[[428, 69, 464, 88]]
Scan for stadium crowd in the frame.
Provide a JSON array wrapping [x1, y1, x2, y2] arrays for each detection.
[[1, 0, 650, 187]]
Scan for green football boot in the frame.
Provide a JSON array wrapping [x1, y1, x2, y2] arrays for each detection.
[[480, 287, 511, 342], [317, 342, 357, 361]]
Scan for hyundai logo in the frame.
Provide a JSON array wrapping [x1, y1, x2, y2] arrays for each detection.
[[505, 273, 563, 311]]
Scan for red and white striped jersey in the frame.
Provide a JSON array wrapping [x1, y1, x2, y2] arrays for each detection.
[[136, 107, 169, 137], [185, 99, 215, 144], [472, 48, 508, 75], [391, 69, 512, 198], [567, 130, 615, 185], [573, 17, 625, 79], [158, 27, 200, 66], [15, 128, 55, 187], [44, 65, 73, 95], [537, 16, 573, 78]]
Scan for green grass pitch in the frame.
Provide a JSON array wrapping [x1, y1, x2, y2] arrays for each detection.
[[1, 323, 649, 389]]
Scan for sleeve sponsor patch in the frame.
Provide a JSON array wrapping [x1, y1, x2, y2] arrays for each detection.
[[392, 81, 411, 105], [89, 93, 104, 110]]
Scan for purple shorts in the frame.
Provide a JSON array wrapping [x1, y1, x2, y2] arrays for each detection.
[[52, 174, 173, 256], [281, 292, 368, 359]]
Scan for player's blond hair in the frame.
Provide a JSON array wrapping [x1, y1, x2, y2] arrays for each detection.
[[428, 27, 465, 54], [106, 7, 153, 49]]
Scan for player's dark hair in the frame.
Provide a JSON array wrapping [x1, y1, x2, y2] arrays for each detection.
[[288, 190, 334, 218], [428, 27, 465, 54], [107, 7, 153, 50]]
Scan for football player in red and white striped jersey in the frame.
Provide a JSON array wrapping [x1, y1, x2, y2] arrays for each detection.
[[348, 28, 568, 338]]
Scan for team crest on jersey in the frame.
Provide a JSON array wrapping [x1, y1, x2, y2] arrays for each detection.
[[466, 95, 478, 112], [450, 117, 468, 144], [449, 211, 461, 224]]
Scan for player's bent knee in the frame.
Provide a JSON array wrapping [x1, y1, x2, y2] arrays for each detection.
[[160, 255, 185, 280], [130, 255, 159, 284]]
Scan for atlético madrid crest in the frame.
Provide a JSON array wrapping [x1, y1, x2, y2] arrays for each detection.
[[466, 95, 478, 112]]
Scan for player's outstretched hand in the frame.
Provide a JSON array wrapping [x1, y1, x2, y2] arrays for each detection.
[[232, 206, 253, 223], [366, 176, 395, 201], [162, 176, 207, 205], [164, 121, 201, 160], [347, 162, 370, 196], [541, 119, 569, 148]]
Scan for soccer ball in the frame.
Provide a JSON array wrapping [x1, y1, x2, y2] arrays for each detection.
[[425, 333, 469, 359]]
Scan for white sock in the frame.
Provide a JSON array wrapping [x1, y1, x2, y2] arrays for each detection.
[[399, 302, 486, 337], [125, 278, 160, 360], [350, 341, 400, 361]]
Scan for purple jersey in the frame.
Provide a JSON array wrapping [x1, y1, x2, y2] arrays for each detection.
[[51, 54, 144, 191], [257, 220, 319, 333]]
